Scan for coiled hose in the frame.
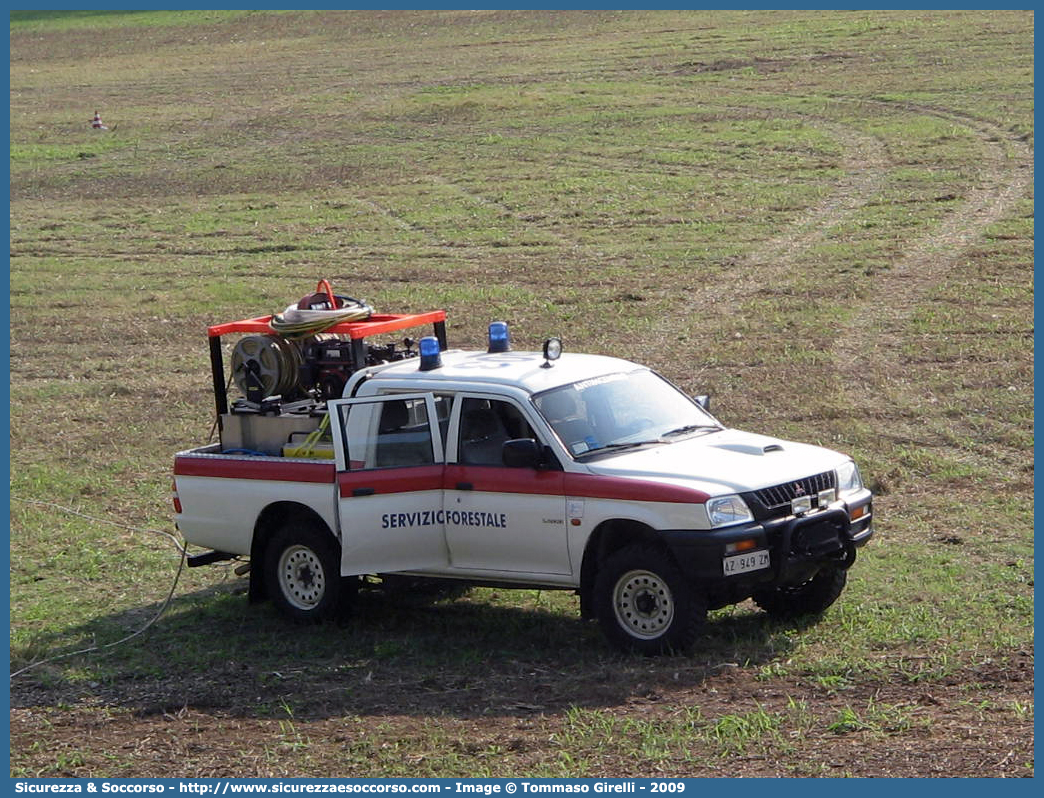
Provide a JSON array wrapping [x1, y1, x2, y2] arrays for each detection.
[[269, 297, 373, 337]]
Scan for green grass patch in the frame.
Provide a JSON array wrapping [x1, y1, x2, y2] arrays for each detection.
[[9, 7, 1033, 779]]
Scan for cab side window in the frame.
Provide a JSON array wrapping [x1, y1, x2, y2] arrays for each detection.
[[369, 392, 454, 458], [458, 398, 535, 466], [373, 398, 435, 467], [341, 397, 436, 469]]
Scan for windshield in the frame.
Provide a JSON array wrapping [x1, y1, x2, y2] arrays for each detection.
[[533, 369, 721, 458]]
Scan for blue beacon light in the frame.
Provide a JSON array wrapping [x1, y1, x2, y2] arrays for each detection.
[[418, 336, 443, 370], [487, 321, 511, 353]]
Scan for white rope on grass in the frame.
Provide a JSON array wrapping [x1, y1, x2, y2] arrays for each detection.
[[9, 497, 190, 679]]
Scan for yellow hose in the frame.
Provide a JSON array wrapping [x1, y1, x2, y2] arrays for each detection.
[[297, 413, 331, 458]]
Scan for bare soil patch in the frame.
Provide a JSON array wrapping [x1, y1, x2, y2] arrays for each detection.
[[11, 653, 1033, 778]]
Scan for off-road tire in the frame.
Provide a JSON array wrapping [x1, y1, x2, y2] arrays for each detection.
[[753, 566, 848, 620], [594, 544, 705, 655], [264, 520, 355, 622]]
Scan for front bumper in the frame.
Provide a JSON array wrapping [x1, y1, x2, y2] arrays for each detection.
[[662, 496, 874, 597]]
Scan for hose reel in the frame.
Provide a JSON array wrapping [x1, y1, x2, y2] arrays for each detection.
[[226, 280, 416, 408], [230, 334, 305, 402]]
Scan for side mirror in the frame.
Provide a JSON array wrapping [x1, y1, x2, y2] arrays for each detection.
[[694, 394, 711, 412], [502, 438, 543, 469]]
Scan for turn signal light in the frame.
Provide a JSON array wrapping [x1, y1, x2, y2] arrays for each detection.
[[726, 538, 758, 554]]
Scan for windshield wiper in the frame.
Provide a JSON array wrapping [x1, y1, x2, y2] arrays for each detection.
[[661, 423, 722, 438], [577, 440, 666, 458]]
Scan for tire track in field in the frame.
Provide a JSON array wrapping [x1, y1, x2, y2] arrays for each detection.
[[830, 103, 1033, 363], [580, 108, 890, 296], [829, 102, 1033, 476], [832, 102, 1033, 362], [715, 109, 892, 287], [420, 107, 892, 285]]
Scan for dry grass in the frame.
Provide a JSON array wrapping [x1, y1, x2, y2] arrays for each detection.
[[9, 9, 1034, 778]]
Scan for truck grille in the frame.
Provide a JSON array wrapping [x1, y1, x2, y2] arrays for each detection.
[[751, 470, 837, 512]]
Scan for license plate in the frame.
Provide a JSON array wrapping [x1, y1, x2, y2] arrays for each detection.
[[723, 550, 771, 576]]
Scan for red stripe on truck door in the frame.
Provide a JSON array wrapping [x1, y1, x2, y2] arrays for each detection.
[[443, 464, 564, 494], [338, 465, 444, 498], [442, 465, 707, 504]]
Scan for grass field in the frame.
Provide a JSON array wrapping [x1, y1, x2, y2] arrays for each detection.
[[9, 10, 1034, 778]]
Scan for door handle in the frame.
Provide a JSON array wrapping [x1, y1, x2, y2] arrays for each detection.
[[456, 482, 474, 491], [352, 487, 376, 497]]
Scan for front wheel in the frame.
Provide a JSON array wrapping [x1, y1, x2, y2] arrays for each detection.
[[594, 544, 705, 655], [264, 521, 355, 622], [752, 566, 848, 620]]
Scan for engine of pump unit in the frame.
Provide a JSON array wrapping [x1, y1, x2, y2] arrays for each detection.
[[230, 334, 415, 403]]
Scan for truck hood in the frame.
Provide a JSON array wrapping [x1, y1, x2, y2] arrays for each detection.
[[583, 428, 849, 496]]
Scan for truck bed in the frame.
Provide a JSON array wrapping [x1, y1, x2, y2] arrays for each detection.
[[174, 445, 338, 556]]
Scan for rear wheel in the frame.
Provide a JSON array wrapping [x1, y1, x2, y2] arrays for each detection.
[[264, 521, 355, 622], [753, 566, 847, 619], [594, 544, 705, 655]]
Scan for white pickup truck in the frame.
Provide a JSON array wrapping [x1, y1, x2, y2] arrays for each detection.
[[175, 307, 873, 654]]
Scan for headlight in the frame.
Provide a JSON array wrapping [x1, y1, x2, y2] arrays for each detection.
[[836, 460, 864, 496], [707, 494, 754, 528]]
